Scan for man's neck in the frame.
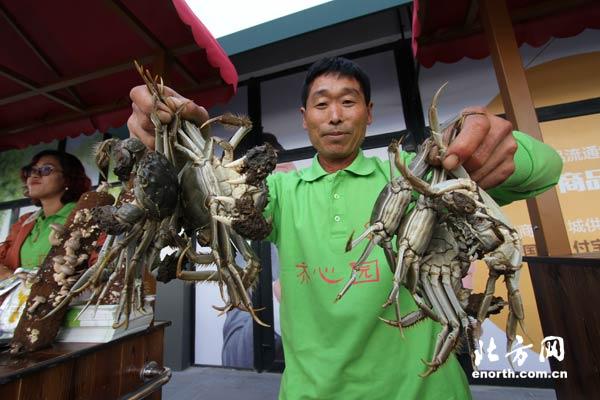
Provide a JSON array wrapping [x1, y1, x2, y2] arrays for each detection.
[[318, 151, 358, 173]]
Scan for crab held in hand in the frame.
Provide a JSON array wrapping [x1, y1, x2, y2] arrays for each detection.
[[170, 111, 277, 324]]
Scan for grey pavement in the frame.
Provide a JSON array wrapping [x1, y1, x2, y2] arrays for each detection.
[[163, 367, 557, 400]]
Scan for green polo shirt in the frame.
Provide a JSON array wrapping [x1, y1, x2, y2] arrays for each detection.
[[264, 131, 561, 400], [20, 202, 75, 270]]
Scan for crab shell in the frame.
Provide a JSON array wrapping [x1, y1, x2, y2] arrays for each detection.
[[179, 165, 212, 232], [134, 151, 179, 220]]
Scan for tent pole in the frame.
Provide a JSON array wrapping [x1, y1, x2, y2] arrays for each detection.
[[479, 0, 571, 256]]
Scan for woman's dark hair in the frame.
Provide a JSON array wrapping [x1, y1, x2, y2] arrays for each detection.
[[301, 56, 371, 107], [21, 150, 91, 206]]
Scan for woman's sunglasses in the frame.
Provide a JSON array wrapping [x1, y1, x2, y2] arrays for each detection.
[[23, 164, 63, 178]]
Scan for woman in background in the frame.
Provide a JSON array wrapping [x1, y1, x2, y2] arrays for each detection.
[[0, 150, 91, 279]]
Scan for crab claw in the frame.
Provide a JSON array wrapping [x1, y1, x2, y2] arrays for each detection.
[[225, 144, 277, 186], [232, 195, 272, 241]]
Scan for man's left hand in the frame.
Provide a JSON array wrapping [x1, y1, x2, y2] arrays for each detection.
[[442, 106, 517, 189]]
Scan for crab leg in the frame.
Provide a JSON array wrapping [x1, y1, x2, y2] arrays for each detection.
[[218, 222, 269, 327], [182, 120, 207, 148], [114, 221, 157, 329], [336, 141, 416, 302], [420, 265, 463, 377], [230, 231, 262, 290], [175, 244, 219, 281], [379, 310, 428, 329]]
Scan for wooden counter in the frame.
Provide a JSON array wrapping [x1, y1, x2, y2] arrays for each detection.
[[0, 321, 169, 400], [525, 255, 600, 400]]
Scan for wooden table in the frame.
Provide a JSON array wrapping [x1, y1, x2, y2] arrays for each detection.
[[526, 255, 600, 400], [0, 321, 169, 400]]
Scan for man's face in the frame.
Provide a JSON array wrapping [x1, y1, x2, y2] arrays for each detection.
[[301, 74, 373, 163]]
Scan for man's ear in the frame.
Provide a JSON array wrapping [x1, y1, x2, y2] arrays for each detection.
[[300, 107, 307, 129]]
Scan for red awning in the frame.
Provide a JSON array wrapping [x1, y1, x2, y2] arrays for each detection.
[[0, 0, 237, 150], [412, 0, 600, 68]]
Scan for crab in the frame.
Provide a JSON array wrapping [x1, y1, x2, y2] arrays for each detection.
[[68, 62, 278, 328], [335, 138, 434, 302], [93, 139, 179, 234], [45, 137, 181, 327], [166, 112, 276, 324], [338, 83, 526, 377]]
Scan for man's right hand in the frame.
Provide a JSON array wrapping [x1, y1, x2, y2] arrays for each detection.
[[127, 85, 210, 149]]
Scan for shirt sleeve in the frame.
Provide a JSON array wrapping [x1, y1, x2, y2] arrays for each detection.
[[487, 130, 563, 206], [0, 215, 27, 270], [0, 227, 16, 266]]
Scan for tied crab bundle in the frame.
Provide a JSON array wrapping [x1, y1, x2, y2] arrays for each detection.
[[47, 63, 277, 329], [336, 84, 526, 377]]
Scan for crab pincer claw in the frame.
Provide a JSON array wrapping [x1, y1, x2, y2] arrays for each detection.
[[231, 195, 273, 241], [235, 143, 278, 186]]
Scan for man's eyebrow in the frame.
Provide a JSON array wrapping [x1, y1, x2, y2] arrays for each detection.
[[310, 87, 361, 98]]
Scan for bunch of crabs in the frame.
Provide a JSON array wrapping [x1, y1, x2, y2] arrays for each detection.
[[45, 66, 525, 378]]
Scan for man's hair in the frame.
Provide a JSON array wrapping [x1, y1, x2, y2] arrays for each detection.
[[301, 57, 371, 107]]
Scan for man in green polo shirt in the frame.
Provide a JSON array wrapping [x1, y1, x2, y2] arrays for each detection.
[[127, 57, 562, 399]]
